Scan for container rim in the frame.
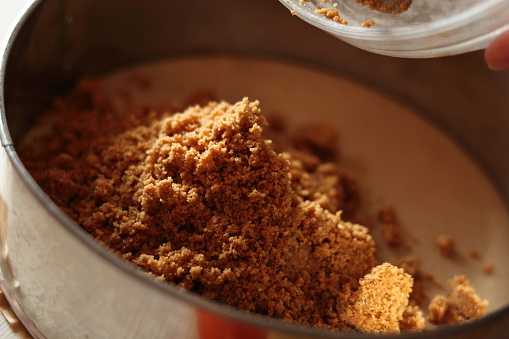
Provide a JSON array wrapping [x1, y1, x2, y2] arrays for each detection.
[[1, 0, 509, 338], [279, 0, 505, 41]]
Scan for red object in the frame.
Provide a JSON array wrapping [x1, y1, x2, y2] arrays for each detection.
[[198, 310, 268, 339]]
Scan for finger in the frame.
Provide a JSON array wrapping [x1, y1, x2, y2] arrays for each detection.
[[485, 29, 509, 71]]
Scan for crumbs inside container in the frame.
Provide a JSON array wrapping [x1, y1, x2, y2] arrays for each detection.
[[17, 56, 507, 334], [308, 0, 411, 27], [280, 0, 509, 57], [284, 0, 484, 27]]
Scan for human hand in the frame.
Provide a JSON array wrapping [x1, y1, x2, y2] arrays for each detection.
[[485, 29, 509, 71]]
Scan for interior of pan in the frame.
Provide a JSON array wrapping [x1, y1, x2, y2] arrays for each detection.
[[2, 0, 509, 337]]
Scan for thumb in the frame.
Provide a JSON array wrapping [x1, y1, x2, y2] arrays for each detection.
[[485, 29, 509, 71]]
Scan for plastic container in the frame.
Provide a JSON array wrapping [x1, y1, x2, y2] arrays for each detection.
[[278, 0, 509, 58], [2, 0, 509, 338]]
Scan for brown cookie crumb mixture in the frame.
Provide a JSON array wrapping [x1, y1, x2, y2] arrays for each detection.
[[352, 0, 412, 14], [428, 276, 488, 325], [20, 78, 492, 333], [19, 82, 423, 332]]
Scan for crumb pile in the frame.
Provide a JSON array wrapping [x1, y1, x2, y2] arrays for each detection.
[[18, 81, 487, 333]]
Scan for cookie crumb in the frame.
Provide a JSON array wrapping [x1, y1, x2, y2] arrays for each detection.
[[315, 8, 348, 25], [361, 19, 375, 28], [468, 249, 480, 259], [483, 263, 494, 275], [436, 234, 455, 257], [341, 263, 424, 333], [399, 305, 425, 330], [378, 204, 403, 248], [428, 276, 488, 325]]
